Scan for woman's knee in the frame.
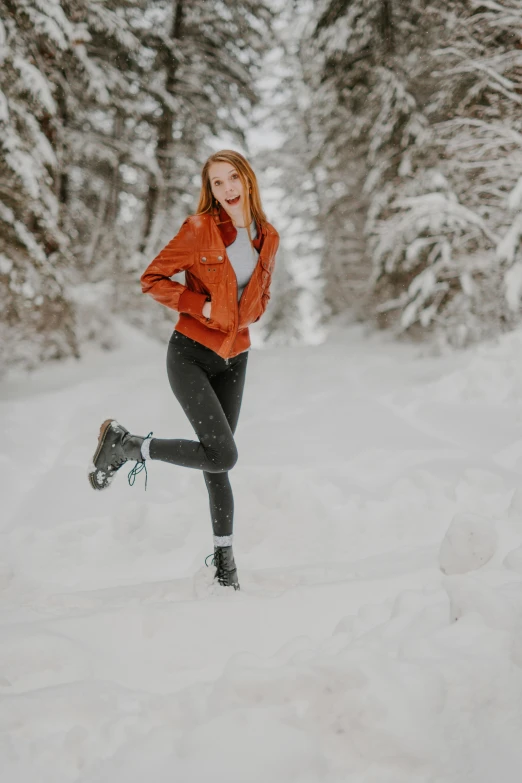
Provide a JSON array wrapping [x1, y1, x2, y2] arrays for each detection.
[[206, 442, 238, 472]]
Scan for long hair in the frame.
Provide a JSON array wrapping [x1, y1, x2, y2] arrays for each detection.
[[196, 150, 267, 247]]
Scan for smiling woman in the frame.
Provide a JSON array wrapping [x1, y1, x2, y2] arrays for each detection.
[[88, 150, 280, 592], [210, 166, 244, 208]]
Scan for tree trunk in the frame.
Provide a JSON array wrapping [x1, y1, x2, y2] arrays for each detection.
[[141, 0, 185, 251], [380, 0, 395, 54], [56, 78, 69, 212]]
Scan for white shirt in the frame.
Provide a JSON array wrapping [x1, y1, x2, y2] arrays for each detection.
[[227, 219, 259, 300]]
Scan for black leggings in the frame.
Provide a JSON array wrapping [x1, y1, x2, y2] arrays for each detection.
[[149, 330, 249, 537]]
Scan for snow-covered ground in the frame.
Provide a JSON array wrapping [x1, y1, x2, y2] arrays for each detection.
[[2, 321, 522, 782]]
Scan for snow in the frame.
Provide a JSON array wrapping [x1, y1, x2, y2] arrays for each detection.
[[439, 512, 498, 575], [1, 320, 522, 782], [507, 176, 522, 213]]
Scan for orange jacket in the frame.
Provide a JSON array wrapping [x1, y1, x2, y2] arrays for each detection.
[[141, 205, 280, 359]]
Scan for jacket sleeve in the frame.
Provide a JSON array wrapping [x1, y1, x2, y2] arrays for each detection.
[[140, 218, 208, 316], [254, 233, 279, 323]]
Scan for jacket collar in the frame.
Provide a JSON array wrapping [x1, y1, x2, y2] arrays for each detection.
[[214, 204, 264, 252]]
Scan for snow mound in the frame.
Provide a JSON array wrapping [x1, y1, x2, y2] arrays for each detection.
[[177, 709, 327, 783], [503, 545, 522, 574], [418, 329, 522, 404], [444, 575, 522, 634], [439, 512, 497, 575]]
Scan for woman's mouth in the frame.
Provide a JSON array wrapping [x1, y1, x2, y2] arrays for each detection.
[[225, 196, 240, 206]]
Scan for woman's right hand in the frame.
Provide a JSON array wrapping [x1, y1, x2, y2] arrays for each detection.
[[202, 299, 212, 319]]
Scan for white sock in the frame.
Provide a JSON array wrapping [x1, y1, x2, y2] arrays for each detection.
[[213, 534, 233, 548], [141, 436, 152, 461]]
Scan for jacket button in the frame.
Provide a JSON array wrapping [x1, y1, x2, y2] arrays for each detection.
[[202, 256, 207, 261], [218, 256, 223, 260]]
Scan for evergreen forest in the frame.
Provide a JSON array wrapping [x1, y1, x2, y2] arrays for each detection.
[[1, 0, 521, 370]]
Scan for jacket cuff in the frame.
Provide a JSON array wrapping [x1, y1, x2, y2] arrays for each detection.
[[178, 289, 209, 316]]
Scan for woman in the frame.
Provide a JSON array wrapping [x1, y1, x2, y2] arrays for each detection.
[[88, 150, 280, 591]]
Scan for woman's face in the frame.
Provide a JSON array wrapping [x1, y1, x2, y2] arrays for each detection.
[[208, 162, 249, 226]]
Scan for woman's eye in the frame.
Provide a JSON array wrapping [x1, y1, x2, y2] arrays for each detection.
[[231, 173, 238, 179]]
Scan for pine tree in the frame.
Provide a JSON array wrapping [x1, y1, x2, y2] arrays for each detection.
[[368, 0, 522, 346], [55, 0, 146, 348], [298, 0, 433, 323], [0, 0, 278, 368], [0, 0, 77, 370]]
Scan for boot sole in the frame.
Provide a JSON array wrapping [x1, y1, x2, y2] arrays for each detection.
[[88, 418, 116, 490]]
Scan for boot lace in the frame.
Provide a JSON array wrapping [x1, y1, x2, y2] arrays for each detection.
[[205, 548, 232, 588], [127, 432, 153, 490]]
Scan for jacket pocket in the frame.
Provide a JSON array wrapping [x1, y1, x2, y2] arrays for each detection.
[[188, 295, 228, 333], [197, 249, 226, 285], [204, 314, 226, 331], [187, 304, 226, 332]]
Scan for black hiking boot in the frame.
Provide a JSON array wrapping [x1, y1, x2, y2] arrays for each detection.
[[205, 546, 240, 590], [88, 419, 151, 490]]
